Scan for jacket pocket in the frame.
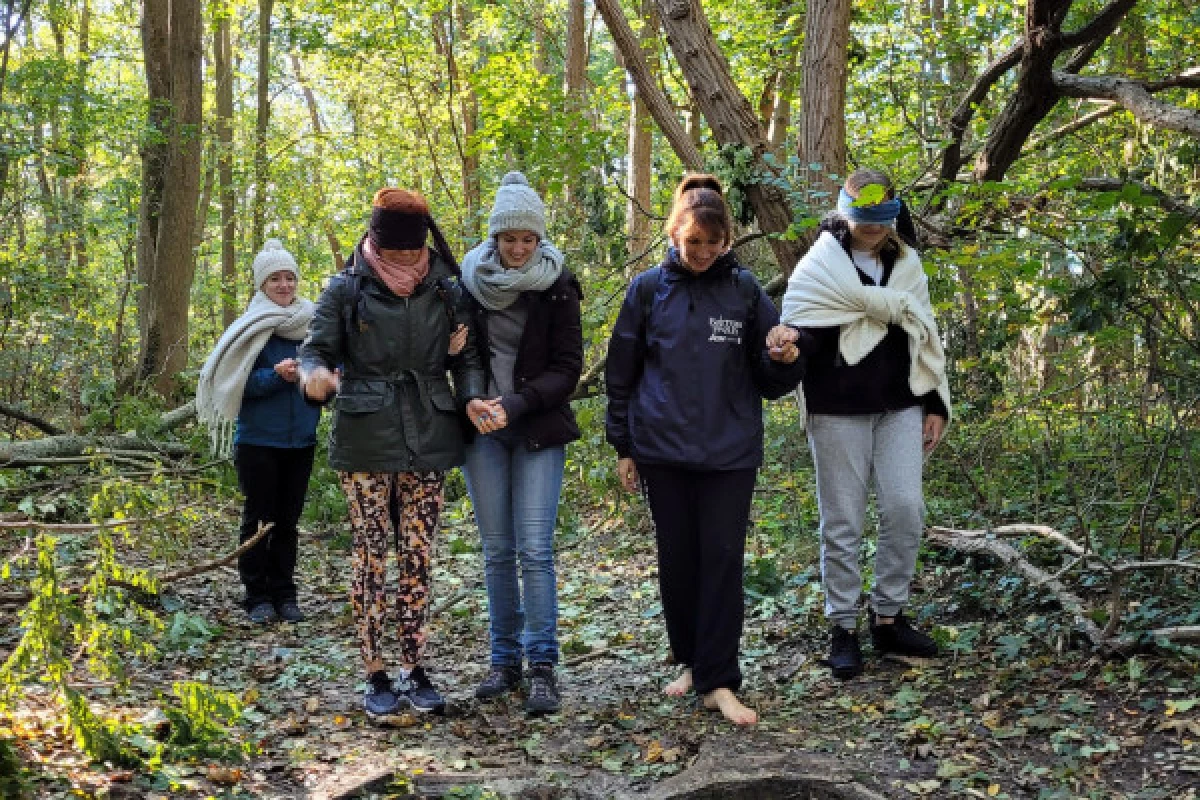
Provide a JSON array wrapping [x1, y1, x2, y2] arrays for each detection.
[[335, 380, 390, 415]]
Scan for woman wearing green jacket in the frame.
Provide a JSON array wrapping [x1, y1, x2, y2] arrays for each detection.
[[299, 187, 486, 722]]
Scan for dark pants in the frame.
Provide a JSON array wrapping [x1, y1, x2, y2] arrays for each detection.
[[235, 443, 316, 609], [638, 463, 757, 695]]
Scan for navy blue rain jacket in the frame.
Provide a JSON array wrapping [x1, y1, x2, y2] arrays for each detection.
[[604, 249, 804, 470], [235, 334, 321, 449]]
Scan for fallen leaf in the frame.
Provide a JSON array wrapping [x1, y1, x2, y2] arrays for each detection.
[[206, 765, 242, 786], [304, 696, 320, 713]]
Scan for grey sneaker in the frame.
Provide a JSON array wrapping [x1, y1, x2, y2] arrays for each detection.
[[525, 663, 561, 714], [399, 666, 445, 714], [475, 664, 522, 699], [363, 671, 404, 720]]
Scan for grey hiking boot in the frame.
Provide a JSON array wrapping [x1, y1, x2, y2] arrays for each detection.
[[525, 663, 561, 715]]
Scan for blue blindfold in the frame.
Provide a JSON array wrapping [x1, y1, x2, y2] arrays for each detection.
[[837, 188, 901, 224]]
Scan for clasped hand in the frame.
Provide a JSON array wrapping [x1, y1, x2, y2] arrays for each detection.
[[467, 397, 508, 433], [765, 324, 800, 364]]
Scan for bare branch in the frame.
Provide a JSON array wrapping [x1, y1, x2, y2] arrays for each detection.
[[159, 522, 273, 584], [937, 42, 1025, 190], [1054, 70, 1200, 136], [926, 528, 1106, 649], [1025, 104, 1119, 152], [1059, 0, 1137, 68]]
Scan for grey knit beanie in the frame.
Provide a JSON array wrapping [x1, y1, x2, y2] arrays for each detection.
[[487, 172, 546, 239], [252, 238, 299, 289]]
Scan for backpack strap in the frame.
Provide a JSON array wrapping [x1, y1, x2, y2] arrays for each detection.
[[636, 266, 663, 330], [733, 266, 758, 337]]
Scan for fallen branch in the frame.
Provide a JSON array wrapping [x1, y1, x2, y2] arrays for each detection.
[[0, 434, 190, 468], [1, 522, 271, 610], [0, 401, 63, 435], [1114, 625, 1200, 653], [158, 522, 273, 584], [0, 500, 209, 531], [431, 588, 470, 616], [925, 528, 1106, 649], [929, 524, 1087, 558]]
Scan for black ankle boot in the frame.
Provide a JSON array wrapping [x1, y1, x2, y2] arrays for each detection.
[[869, 610, 939, 658]]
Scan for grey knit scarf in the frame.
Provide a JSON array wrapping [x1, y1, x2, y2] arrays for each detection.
[[461, 239, 564, 311]]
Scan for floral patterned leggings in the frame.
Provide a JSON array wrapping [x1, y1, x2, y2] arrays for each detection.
[[339, 470, 444, 668]]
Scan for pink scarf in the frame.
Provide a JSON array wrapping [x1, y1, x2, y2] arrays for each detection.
[[363, 238, 430, 297]]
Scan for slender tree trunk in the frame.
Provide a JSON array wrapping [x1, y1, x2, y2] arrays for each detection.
[[767, 37, 800, 153], [595, 0, 702, 171], [800, 0, 850, 197], [251, 0, 273, 254], [136, 0, 205, 396], [531, 3, 546, 74], [653, 0, 804, 274], [625, 0, 656, 272], [291, 53, 344, 269], [214, 1, 236, 326]]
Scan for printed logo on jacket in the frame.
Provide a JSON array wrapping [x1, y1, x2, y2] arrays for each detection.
[[708, 316, 743, 344]]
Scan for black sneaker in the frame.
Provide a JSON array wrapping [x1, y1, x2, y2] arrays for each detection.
[[398, 666, 446, 714], [525, 663, 561, 715], [827, 625, 863, 680], [276, 601, 305, 623], [869, 610, 939, 658], [363, 671, 403, 720], [247, 602, 277, 625], [475, 664, 522, 699]]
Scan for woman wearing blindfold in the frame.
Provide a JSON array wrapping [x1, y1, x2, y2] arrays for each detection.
[[773, 169, 951, 680]]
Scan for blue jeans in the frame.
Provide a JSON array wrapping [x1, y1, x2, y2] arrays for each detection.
[[463, 432, 566, 667]]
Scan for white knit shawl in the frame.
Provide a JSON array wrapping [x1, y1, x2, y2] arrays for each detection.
[[780, 231, 951, 424], [195, 291, 315, 456]]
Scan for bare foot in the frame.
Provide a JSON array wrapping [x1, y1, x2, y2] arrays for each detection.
[[663, 668, 693, 696], [702, 688, 758, 725]]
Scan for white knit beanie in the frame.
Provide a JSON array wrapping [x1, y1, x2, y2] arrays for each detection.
[[487, 172, 546, 239], [252, 238, 299, 289]]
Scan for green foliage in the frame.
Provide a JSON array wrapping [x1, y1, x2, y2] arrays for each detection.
[[159, 681, 247, 761]]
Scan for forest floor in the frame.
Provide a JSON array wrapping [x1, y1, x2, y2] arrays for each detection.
[[5, 502, 1200, 800]]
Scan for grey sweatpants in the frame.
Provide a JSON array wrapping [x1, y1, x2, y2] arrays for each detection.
[[807, 407, 925, 630]]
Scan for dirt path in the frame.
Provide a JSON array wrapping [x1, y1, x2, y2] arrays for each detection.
[[10, 512, 1200, 799]]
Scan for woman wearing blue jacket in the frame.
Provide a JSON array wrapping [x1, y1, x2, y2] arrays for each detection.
[[605, 175, 804, 725], [197, 240, 320, 625]]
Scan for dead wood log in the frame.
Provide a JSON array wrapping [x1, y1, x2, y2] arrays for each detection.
[[0, 433, 189, 468]]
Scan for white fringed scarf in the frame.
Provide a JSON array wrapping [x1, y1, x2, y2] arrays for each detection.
[[195, 291, 315, 456]]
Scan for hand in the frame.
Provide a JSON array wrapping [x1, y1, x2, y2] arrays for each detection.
[[923, 414, 945, 454], [468, 398, 508, 433], [303, 366, 339, 402], [447, 324, 468, 357], [274, 358, 299, 382], [765, 324, 799, 350], [766, 325, 800, 363], [617, 457, 639, 493]]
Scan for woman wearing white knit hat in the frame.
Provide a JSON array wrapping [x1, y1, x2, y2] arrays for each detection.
[[460, 172, 583, 714], [197, 238, 320, 625]]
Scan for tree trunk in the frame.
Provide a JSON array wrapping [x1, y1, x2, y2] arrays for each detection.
[[214, 1, 236, 326], [531, 3, 547, 75], [767, 36, 800, 153], [251, 0, 273, 254], [800, 0, 850, 197], [595, 0, 702, 171], [653, 0, 804, 275], [625, 0, 656, 272], [136, 0, 205, 396]]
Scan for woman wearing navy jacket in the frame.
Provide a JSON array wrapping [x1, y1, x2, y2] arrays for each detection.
[[197, 239, 321, 625], [605, 174, 804, 725]]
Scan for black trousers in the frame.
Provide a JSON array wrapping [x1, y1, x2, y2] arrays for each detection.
[[638, 463, 757, 695], [234, 443, 316, 608]]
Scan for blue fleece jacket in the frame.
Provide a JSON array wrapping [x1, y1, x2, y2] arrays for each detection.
[[604, 249, 804, 470], [235, 334, 320, 449]]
